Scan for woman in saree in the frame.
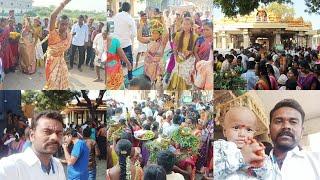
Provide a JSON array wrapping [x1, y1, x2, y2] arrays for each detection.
[[105, 24, 132, 90], [0, 59, 3, 89], [1, 19, 14, 74], [194, 21, 213, 63], [33, 17, 44, 67], [19, 17, 36, 75], [254, 60, 277, 90], [0, 18, 7, 89], [137, 19, 167, 88], [298, 60, 318, 90], [44, 0, 72, 90], [167, 17, 198, 90], [8, 19, 18, 71]]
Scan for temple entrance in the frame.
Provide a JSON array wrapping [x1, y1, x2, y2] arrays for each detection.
[[250, 29, 275, 50], [250, 35, 274, 50], [281, 33, 296, 49], [256, 37, 270, 50]]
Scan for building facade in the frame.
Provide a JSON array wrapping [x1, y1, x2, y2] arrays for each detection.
[[0, 0, 33, 16], [107, 0, 138, 17], [214, 8, 313, 50], [62, 100, 107, 125]]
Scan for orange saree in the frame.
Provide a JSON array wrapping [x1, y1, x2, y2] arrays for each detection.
[[44, 29, 71, 90]]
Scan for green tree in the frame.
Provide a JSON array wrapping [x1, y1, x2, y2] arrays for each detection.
[[266, 2, 295, 19], [22, 90, 106, 123], [22, 90, 79, 112], [24, 6, 105, 22], [305, 0, 320, 15], [213, 0, 320, 17], [21, 90, 39, 104], [74, 90, 106, 123]]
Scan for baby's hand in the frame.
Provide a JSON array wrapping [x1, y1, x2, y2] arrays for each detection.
[[241, 138, 265, 168]]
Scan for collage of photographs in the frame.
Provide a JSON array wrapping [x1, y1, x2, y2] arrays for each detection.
[[0, 0, 319, 180]]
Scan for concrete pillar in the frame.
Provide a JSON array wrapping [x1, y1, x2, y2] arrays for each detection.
[[130, 0, 135, 16], [243, 29, 250, 48], [221, 31, 227, 49]]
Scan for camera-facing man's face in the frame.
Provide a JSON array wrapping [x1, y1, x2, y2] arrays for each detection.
[[269, 107, 303, 152], [30, 118, 63, 155]]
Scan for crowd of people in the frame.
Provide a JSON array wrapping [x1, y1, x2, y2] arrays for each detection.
[[107, 2, 213, 90], [106, 95, 213, 180], [0, 0, 106, 90], [214, 45, 320, 90]]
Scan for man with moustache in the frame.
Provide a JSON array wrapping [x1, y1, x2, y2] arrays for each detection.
[[0, 111, 66, 179], [269, 99, 320, 179]]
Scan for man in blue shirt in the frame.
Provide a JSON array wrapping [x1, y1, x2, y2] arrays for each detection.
[[63, 129, 89, 180], [240, 58, 259, 90]]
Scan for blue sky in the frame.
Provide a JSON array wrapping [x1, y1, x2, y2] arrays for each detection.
[[32, 0, 105, 12], [214, 0, 320, 30]]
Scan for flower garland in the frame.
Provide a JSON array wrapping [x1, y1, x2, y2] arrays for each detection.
[[126, 156, 131, 180]]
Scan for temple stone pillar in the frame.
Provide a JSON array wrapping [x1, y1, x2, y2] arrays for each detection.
[[114, 0, 119, 14], [229, 35, 234, 49], [109, 0, 119, 14], [274, 32, 281, 46], [306, 35, 312, 48], [243, 29, 250, 48], [213, 32, 217, 50], [221, 31, 227, 49], [71, 111, 75, 124], [298, 31, 306, 47]]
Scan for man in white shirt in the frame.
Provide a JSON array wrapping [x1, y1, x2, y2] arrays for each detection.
[[0, 111, 66, 180], [221, 54, 233, 72], [162, 111, 173, 136], [201, 10, 212, 22], [113, 2, 136, 80], [142, 102, 153, 118], [238, 48, 249, 71], [268, 99, 320, 179], [85, 17, 96, 68], [70, 15, 89, 71], [267, 54, 280, 80], [92, 25, 106, 82], [163, 10, 172, 31], [169, 10, 176, 27]]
